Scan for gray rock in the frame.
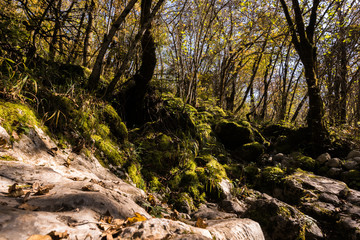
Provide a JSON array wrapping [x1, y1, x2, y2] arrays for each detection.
[[326, 158, 341, 168], [217, 179, 233, 200], [319, 193, 341, 205], [118, 218, 212, 239], [273, 153, 286, 163], [344, 160, 359, 170], [316, 153, 331, 164], [337, 215, 360, 240], [347, 189, 360, 206], [243, 193, 323, 240], [347, 150, 360, 159], [192, 204, 237, 220], [0, 126, 10, 145], [207, 218, 265, 240], [220, 199, 247, 215], [353, 157, 360, 164], [327, 167, 342, 178]]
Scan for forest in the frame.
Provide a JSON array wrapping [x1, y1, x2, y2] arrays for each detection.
[[0, 0, 360, 239]]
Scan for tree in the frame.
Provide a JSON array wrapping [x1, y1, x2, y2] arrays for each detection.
[[87, 0, 138, 91], [280, 0, 329, 150]]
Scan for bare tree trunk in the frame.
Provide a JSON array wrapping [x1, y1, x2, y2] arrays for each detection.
[[87, 0, 138, 91], [83, 0, 95, 67]]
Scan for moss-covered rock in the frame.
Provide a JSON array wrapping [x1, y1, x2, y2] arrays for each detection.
[[261, 166, 285, 185], [214, 119, 254, 150], [103, 104, 128, 141], [238, 141, 264, 161], [0, 100, 43, 134], [128, 163, 146, 190], [290, 152, 316, 171]]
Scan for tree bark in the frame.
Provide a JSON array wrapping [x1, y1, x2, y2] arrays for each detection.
[[87, 0, 138, 91]]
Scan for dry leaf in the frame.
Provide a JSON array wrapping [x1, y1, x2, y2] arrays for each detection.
[[64, 157, 71, 167], [11, 131, 19, 140], [100, 210, 113, 224], [27, 235, 52, 240], [18, 203, 39, 211], [147, 194, 156, 206], [195, 217, 208, 228], [32, 182, 40, 192], [23, 191, 31, 202], [48, 230, 69, 240], [112, 219, 125, 226], [125, 212, 147, 226], [0, 137, 7, 147], [81, 184, 99, 192], [34, 184, 55, 195], [8, 183, 24, 197]]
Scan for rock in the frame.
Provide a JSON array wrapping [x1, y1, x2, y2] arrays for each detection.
[[337, 215, 360, 240], [242, 193, 323, 240], [327, 167, 342, 178], [220, 199, 247, 215], [237, 142, 264, 161], [214, 120, 253, 150], [207, 218, 265, 240], [317, 153, 331, 164], [347, 150, 360, 159], [343, 160, 358, 170], [192, 204, 237, 220], [217, 179, 233, 200], [272, 153, 286, 163], [319, 193, 341, 205], [0, 126, 10, 145], [117, 218, 212, 239], [353, 157, 360, 164], [326, 158, 341, 168]]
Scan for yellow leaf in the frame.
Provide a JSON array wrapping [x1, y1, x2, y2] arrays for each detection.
[[195, 217, 208, 228], [27, 235, 52, 240], [125, 212, 147, 226]]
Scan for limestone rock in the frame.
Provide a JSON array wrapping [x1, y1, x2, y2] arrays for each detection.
[[317, 153, 331, 164], [207, 218, 265, 240], [347, 150, 360, 159], [326, 158, 341, 168]]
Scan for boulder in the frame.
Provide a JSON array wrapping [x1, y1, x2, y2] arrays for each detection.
[[207, 218, 265, 240], [326, 158, 341, 168], [242, 192, 323, 240], [347, 150, 360, 159], [214, 120, 253, 150], [317, 153, 331, 165]]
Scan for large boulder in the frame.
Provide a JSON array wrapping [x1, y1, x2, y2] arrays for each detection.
[[242, 192, 323, 240], [214, 120, 253, 150]]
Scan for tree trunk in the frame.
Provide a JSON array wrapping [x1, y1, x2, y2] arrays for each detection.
[[83, 0, 95, 67], [87, 0, 138, 91]]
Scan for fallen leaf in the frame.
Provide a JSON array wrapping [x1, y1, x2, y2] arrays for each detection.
[[8, 183, 24, 197], [64, 157, 71, 167], [148, 194, 156, 206], [81, 184, 99, 192], [27, 235, 52, 240], [125, 212, 147, 226], [100, 210, 113, 224], [23, 191, 31, 202], [18, 203, 39, 211], [48, 230, 69, 240], [112, 219, 125, 226], [0, 137, 7, 146], [34, 184, 55, 195], [32, 182, 40, 192], [195, 217, 208, 228], [11, 131, 19, 140]]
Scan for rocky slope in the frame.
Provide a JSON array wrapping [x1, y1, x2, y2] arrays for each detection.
[[0, 95, 359, 240]]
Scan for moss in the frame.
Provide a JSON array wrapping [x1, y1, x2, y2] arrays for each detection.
[[0, 155, 18, 161], [0, 100, 42, 134], [239, 141, 264, 161], [205, 156, 227, 180], [290, 152, 316, 171], [128, 163, 146, 190], [261, 166, 285, 184], [214, 119, 254, 150], [91, 134, 125, 166], [149, 176, 163, 192], [158, 133, 172, 150], [102, 104, 128, 141]]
